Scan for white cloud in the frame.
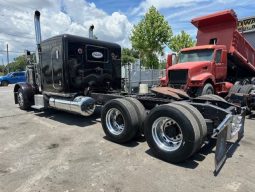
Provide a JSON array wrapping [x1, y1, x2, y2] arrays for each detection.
[[131, 0, 208, 16], [0, 0, 133, 64]]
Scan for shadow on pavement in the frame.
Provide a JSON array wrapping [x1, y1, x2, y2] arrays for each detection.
[[145, 138, 241, 172], [34, 106, 101, 128], [103, 135, 146, 148]]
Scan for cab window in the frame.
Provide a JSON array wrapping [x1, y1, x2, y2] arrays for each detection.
[[215, 50, 222, 63]]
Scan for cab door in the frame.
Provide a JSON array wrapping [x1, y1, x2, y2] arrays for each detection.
[[51, 46, 63, 91], [214, 49, 227, 82]]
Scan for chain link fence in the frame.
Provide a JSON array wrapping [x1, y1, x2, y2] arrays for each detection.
[[122, 66, 166, 93]]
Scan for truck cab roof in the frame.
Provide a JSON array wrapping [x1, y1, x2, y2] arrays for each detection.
[[181, 45, 226, 52], [41, 34, 121, 49]]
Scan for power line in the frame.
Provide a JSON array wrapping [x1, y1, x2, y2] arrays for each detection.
[[0, 32, 33, 39], [0, 50, 35, 54], [0, 38, 34, 43]]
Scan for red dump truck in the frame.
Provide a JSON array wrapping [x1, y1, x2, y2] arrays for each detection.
[[161, 10, 255, 96]]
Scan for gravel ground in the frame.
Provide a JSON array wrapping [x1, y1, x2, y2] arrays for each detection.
[[0, 85, 255, 192]]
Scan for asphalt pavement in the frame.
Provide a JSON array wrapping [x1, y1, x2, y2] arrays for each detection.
[[0, 85, 255, 192]]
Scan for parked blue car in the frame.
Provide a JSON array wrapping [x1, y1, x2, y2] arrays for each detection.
[[0, 71, 26, 86]]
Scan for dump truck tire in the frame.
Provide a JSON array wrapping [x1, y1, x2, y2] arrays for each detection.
[[197, 83, 214, 96], [101, 98, 139, 143], [229, 84, 242, 94], [124, 97, 146, 134], [173, 102, 207, 150], [239, 84, 254, 94], [144, 103, 200, 163], [234, 81, 241, 85], [251, 77, 255, 85], [17, 88, 31, 110], [242, 78, 250, 85]]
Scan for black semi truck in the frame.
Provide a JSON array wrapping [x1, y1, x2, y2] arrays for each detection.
[[14, 11, 245, 173]]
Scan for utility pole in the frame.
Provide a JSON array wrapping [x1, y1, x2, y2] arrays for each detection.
[[6, 44, 9, 73]]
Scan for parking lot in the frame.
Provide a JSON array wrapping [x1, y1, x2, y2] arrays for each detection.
[[0, 85, 255, 192]]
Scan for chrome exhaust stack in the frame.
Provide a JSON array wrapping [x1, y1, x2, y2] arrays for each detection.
[[34, 10, 42, 63], [49, 96, 96, 116], [33, 10, 43, 91], [89, 25, 94, 39]]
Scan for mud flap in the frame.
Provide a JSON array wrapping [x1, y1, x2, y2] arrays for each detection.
[[214, 126, 228, 174], [214, 113, 245, 175]]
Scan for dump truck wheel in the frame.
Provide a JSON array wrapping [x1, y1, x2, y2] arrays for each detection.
[[242, 78, 250, 85], [251, 77, 255, 85], [197, 83, 214, 96], [239, 84, 254, 94], [234, 81, 241, 85], [173, 102, 207, 150], [197, 94, 226, 102], [17, 88, 31, 110], [144, 103, 200, 163], [124, 97, 146, 134], [1, 80, 9, 86], [101, 98, 139, 143], [229, 84, 242, 94]]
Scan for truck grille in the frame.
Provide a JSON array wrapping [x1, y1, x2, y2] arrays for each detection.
[[168, 70, 188, 85]]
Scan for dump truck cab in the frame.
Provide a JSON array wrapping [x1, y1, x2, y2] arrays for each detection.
[[167, 44, 229, 95], [162, 10, 255, 96]]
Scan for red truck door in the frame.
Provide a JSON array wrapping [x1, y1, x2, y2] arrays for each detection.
[[214, 49, 227, 82]]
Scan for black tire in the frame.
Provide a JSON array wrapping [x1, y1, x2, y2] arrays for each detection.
[[124, 97, 146, 134], [234, 81, 241, 86], [251, 77, 255, 85], [144, 103, 200, 163], [173, 101, 207, 150], [1, 80, 9, 86], [197, 94, 226, 102], [239, 84, 254, 94], [229, 84, 242, 94], [101, 98, 139, 144], [17, 88, 31, 110], [197, 83, 214, 96], [242, 78, 250, 85]]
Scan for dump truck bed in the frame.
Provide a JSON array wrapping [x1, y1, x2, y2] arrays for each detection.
[[192, 10, 255, 74]]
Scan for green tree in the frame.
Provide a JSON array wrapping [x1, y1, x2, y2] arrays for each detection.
[[130, 6, 172, 69], [159, 59, 167, 69], [0, 65, 5, 76], [168, 30, 196, 52], [121, 48, 139, 65], [6, 55, 27, 72]]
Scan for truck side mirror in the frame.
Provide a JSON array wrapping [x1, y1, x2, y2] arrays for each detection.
[[166, 53, 177, 68], [172, 53, 177, 64], [166, 54, 172, 68]]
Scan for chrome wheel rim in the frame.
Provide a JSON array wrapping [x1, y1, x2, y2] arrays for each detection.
[[18, 92, 24, 107], [106, 108, 125, 135], [152, 117, 183, 152]]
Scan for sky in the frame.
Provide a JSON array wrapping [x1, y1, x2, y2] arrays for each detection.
[[0, 0, 255, 65]]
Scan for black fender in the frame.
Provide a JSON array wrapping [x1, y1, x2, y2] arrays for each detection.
[[13, 83, 36, 104]]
